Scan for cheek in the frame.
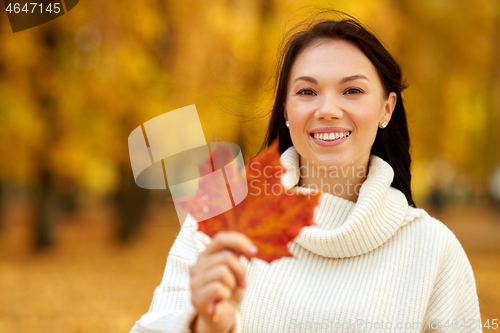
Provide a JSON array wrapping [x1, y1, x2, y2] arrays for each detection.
[[288, 112, 306, 125], [286, 104, 309, 128], [357, 113, 378, 128], [350, 107, 381, 138]]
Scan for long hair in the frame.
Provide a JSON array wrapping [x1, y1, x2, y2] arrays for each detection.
[[259, 12, 415, 207]]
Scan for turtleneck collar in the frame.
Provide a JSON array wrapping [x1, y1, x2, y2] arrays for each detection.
[[279, 145, 413, 258]]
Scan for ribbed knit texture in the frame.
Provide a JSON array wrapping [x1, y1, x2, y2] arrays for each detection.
[[130, 146, 483, 333]]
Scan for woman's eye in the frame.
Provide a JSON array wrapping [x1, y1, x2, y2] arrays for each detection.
[[344, 88, 363, 95], [296, 89, 316, 96]]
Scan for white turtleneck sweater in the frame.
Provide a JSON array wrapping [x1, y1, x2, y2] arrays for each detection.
[[130, 146, 483, 333]]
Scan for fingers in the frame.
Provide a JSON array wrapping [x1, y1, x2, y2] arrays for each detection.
[[204, 231, 258, 261], [191, 250, 245, 290], [192, 231, 258, 289], [189, 231, 258, 321], [191, 279, 233, 317]]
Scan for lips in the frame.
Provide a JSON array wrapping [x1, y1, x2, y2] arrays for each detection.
[[309, 126, 351, 135], [308, 127, 352, 146], [310, 131, 351, 141]]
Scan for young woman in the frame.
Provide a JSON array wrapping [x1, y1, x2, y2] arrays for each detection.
[[130, 14, 482, 333]]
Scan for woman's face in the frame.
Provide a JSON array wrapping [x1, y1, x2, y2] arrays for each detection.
[[284, 38, 397, 169]]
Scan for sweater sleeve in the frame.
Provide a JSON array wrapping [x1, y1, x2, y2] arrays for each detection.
[[129, 214, 242, 333], [423, 222, 483, 333]]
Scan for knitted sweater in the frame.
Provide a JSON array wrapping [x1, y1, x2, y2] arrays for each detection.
[[130, 146, 483, 333]]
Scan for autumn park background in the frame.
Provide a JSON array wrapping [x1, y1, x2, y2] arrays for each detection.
[[0, 0, 499, 332]]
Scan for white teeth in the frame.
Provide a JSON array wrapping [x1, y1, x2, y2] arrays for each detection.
[[313, 131, 351, 141]]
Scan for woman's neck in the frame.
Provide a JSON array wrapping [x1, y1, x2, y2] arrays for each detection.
[[297, 155, 369, 202]]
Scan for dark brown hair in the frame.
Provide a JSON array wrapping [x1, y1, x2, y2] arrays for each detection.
[[259, 12, 415, 207]]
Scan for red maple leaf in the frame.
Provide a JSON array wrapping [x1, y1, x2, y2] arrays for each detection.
[[172, 139, 321, 263]]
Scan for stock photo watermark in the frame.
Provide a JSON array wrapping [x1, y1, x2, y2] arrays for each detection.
[[289, 318, 497, 331], [2, 0, 79, 32], [248, 161, 381, 198], [128, 104, 384, 224]]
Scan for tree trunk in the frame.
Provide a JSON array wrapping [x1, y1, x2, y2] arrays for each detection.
[[33, 168, 58, 250], [115, 163, 150, 243]]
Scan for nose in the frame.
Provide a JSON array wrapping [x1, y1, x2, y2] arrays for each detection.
[[315, 95, 344, 121]]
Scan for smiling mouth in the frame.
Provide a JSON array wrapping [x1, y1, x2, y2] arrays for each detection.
[[310, 131, 352, 142]]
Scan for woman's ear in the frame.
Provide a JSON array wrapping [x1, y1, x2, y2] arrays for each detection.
[[284, 108, 288, 121], [382, 92, 397, 123]]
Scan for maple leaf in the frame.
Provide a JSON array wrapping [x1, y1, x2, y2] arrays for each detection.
[[173, 139, 321, 263]]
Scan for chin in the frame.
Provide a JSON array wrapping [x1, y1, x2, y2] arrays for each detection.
[[304, 155, 350, 169]]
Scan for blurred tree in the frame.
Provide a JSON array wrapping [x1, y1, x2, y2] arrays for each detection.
[[386, 0, 499, 201], [31, 27, 64, 250], [1, 0, 500, 248], [0, 3, 3, 233], [115, 163, 150, 243], [484, 7, 500, 193]]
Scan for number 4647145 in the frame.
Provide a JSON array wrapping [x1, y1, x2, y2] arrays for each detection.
[[5, 3, 61, 14]]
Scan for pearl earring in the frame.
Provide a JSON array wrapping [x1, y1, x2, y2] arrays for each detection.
[[381, 122, 387, 128], [286, 121, 289, 128]]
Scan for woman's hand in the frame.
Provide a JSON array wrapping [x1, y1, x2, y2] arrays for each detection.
[[189, 231, 258, 333]]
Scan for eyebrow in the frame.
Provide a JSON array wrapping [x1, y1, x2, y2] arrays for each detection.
[[292, 74, 369, 85]]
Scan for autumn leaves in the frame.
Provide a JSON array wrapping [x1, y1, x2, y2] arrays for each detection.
[[175, 139, 321, 264]]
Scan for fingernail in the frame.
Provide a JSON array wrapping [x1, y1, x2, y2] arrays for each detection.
[[247, 244, 258, 255]]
